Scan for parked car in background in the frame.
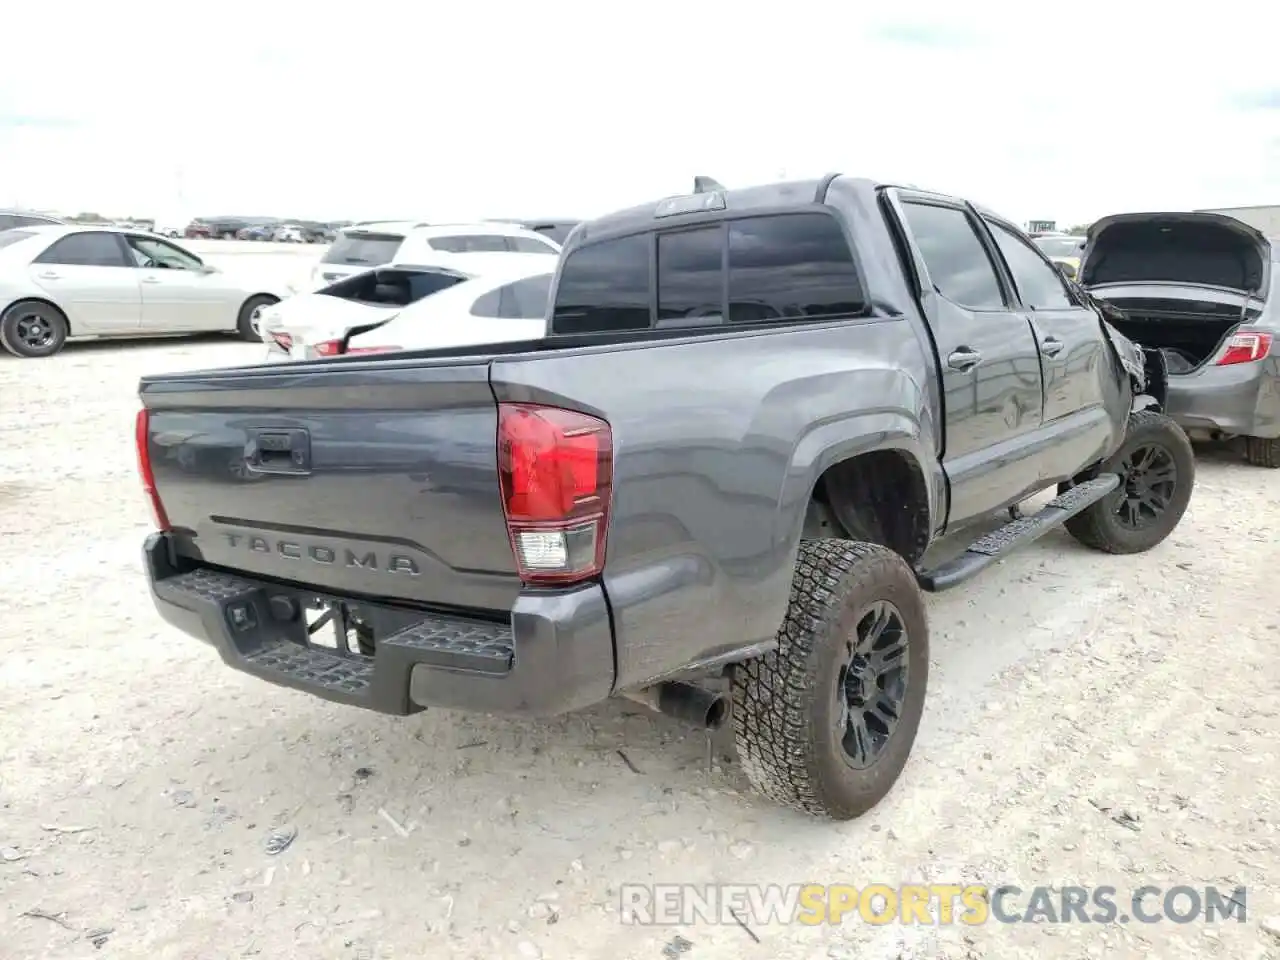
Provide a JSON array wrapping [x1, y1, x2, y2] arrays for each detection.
[[260, 256, 550, 360], [491, 218, 582, 245], [184, 222, 214, 239], [1078, 211, 1280, 466], [273, 224, 304, 243], [343, 262, 551, 355], [1032, 232, 1085, 279], [236, 224, 276, 241], [306, 221, 561, 290], [0, 209, 65, 231], [136, 175, 1194, 821], [0, 225, 289, 357]]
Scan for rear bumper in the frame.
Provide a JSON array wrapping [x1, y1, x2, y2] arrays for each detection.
[[143, 532, 615, 717], [1165, 359, 1280, 439]]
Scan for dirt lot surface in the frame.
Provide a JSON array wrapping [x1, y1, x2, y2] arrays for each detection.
[[2, 339, 1278, 960]]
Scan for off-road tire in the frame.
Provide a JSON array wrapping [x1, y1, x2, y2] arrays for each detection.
[[0, 300, 69, 358], [732, 539, 929, 820], [1244, 436, 1280, 468], [1062, 410, 1195, 554], [236, 294, 278, 342]]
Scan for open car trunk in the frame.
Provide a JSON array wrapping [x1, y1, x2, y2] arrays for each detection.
[[1080, 212, 1271, 372]]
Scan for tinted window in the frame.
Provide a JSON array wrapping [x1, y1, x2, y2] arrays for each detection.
[[472, 274, 553, 319], [429, 234, 510, 253], [35, 232, 128, 267], [727, 214, 864, 323], [900, 203, 1005, 309], [551, 234, 650, 333], [0, 229, 35, 250], [656, 227, 723, 326], [406, 271, 466, 301], [322, 231, 404, 265], [507, 236, 558, 255], [988, 222, 1074, 309]]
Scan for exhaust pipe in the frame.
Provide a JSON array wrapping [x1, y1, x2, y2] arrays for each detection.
[[621, 680, 729, 730]]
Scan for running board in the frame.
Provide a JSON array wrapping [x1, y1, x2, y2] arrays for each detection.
[[916, 474, 1121, 592]]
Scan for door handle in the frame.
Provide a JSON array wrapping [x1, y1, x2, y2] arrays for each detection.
[[947, 347, 983, 372], [141, 276, 162, 284], [1040, 336, 1064, 357], [37, 271, 61, 280]]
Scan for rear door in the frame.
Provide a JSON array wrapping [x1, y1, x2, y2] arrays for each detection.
[[891, 194, 1045, 524], [29, 232, 142, 333], [982, 217, 1112, 428]]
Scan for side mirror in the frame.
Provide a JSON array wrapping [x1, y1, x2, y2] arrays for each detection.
[[1055, 261, 1077, 281]]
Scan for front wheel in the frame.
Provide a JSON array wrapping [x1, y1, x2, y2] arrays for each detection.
[[732, 540, 929, 820], [1062, 410, 1195, 554], [236, 295, 278, 342]]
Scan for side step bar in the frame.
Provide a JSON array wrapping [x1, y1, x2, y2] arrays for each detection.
[[916, 474, 1120, 593]]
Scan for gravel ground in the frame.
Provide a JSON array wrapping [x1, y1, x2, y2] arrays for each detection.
[[2, 339, 1278, 960]]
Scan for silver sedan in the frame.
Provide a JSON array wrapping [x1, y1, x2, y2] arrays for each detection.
[[0, 225, 289, 357]]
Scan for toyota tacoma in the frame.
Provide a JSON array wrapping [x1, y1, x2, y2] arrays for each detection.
[[136, 175, 1194, 820]]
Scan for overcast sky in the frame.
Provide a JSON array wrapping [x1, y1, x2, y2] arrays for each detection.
[[3, 1, 1279, 227]]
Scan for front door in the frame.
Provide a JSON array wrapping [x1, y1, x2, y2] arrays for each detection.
[[892, 195, 1046, 527], [122, 235, 235, 332]]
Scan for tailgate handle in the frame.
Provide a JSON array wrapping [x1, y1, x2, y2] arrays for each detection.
[[245, 428, 311, 475]]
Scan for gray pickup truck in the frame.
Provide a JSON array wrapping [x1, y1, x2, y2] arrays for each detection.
[[136, 175, 1195, 820]]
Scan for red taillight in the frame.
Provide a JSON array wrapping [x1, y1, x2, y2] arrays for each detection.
[[1216, 330, 1273, 366], [269, 331, 293, 352], [497, 403, 613, 585], [135, 408, 171, 531], [311, 340, 400, 357]]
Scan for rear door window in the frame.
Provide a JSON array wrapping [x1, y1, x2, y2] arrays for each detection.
[[34, 232, 130, 267], [429, 234, 512, 253], [507, 236, 559, 255], [986, 222, 1075, 309], [322, 232, 405, 265], [551, 234, 651, 333], [899, 203, 1006, 310], [471, 274, 553, 319], [726, 214, 864, 323]]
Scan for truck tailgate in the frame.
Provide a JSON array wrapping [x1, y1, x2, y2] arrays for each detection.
[[140, 360, 520, 612]]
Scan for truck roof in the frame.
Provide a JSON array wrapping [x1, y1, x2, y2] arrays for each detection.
[[564, 175, 1015, 250]]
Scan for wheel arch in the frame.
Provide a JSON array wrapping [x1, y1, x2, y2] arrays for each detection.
[[2, 296, 72, 335], [778, 413, 942, 567]]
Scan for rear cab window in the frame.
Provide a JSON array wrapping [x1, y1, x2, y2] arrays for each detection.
[[550, 212, 866, 335], [322, 231, 406, 266]]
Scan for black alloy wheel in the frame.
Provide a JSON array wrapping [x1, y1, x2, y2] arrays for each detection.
[[837, 600, 910, 769], [1112, 442, 1177, 531]]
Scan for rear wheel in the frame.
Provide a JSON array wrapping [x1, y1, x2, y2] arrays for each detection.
[[732, 540, 929, 820], [236, 295, 278, 342], [1244, 436, 1280, 468], [1062, 410, 1195, 554], [0, 300, 69, 358]]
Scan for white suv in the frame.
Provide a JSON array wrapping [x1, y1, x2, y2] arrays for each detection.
[[306, 220, 561, 289]]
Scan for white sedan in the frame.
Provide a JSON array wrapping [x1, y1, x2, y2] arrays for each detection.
[[261, 259, 552, 362], [0, 225, 291, 357]]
